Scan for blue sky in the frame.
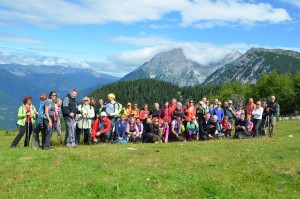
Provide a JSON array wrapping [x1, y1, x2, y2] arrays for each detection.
[[0, 0, 300, 76]]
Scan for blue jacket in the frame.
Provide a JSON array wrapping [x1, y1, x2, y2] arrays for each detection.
[[37, 100, 46, 124], [211, 107, 224, 122], [115, 120, 127, 138]]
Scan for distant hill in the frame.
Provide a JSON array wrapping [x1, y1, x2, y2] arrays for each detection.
[[202, 48, 300, 85], [0, 64, 119, 129], [120, 48, 241, 86]]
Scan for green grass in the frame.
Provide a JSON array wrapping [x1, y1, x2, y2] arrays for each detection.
[[0, 121, 299, 198]]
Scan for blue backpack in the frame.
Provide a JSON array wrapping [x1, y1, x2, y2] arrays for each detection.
[[113, 140, 127, 144]]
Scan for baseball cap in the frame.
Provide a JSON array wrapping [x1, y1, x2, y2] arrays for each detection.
[[228, 100, 233, 104], [100, 112, 107, 117]]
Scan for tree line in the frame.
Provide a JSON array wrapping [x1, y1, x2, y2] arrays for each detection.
[[90, 71, 300, 115]]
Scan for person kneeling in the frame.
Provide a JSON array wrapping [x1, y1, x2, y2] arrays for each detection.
[[199, 113, 218, 140], [125, 117, 140, 143], [92, 112, 111, 144], [234, 113, 252, 139]]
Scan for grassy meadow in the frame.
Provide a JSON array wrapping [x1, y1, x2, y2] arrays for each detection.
[[0, 120, 299, 198]]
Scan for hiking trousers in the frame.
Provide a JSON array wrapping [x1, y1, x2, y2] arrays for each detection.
[[33, 123, 46, 148], [64, 116, 76, 145], [43, 119, 53, 149], [11, 122, 33, 147]]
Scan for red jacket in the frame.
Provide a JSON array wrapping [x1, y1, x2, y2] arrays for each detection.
[[91, 117, 111, 139], [185, 106, 196, 122], [139, 110, 149, 121], [159, 106, 172, 122], [170, 104, 177, 115]]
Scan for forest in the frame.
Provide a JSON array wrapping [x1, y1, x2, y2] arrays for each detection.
[[90, 71, 300, 115]]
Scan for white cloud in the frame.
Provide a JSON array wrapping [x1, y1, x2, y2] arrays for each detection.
[[2, 36, 300, 77], [0, 32, 44, 44], [0, 0, 291, 28], [279, 0, 300, 8]]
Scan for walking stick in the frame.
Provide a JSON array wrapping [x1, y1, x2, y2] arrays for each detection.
[[27, 115, 30, 147], [81, 115, 85, 145]]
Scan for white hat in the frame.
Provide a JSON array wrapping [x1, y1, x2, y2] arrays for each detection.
[[100, 112, 107, 117]]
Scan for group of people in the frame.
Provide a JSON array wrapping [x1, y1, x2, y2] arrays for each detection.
[[10, 89, 279, 150]]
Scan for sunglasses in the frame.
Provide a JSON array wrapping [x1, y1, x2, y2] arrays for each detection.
[[84, 100, 88, 101], [51, 94, 57, 97]]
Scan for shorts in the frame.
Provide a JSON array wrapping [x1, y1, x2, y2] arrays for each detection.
[[269, 116, 276, 126]]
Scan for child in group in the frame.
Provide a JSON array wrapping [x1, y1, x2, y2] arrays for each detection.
[[220, 116, 232, 139], [186, 116, 199, 141], [247, 114, 254, 136], [159, 118, 169, 143], [54, 98, 62, 144]]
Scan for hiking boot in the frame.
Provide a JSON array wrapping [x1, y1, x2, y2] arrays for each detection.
[[57, 136, 62, 145], [43, 147, 53, 151], [269, 133, 273, 138]]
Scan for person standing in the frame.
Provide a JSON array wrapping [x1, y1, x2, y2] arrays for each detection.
[[223, 100, 236, 123], [235, 103, 245, 120], [260, 98, 268, 136], [184, 100, 196, 127], [43, 91, 57, 150], [95, 98, 104, 118], [246, 98, 256, 116], [169, 98, 177, 115], [11, 96, 37, 148], [196, 101, 205, 127], [139, 104, 150, 122], [104, 93, 119, 126], [33, 94, 47, 149], [211, 101, 224, 123], [76, 97, 95, 145], [252, 101, 263, 137], [159, 101, 172, 123], [63, 89, 80, 148], [124, 102, 132, 117], [53, 98, 62, 145], [150, 103, 160, 119], [267, 96, 278, 138]]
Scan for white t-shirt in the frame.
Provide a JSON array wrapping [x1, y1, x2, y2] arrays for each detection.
[[252, 107, 263, 120]]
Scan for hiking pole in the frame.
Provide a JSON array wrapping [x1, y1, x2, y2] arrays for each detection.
[[81, 114, 85, 145], [27, 115, 30, 147]]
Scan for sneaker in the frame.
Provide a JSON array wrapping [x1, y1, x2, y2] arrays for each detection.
[[66, 143, 72, 148], [71, 143, 76, 148], [11, 146, 16, 149]]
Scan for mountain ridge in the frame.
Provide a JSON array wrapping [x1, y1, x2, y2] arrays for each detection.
[[120, 48, 241, 86]]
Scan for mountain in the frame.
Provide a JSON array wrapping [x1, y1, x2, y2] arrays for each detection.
[[202, 48, 300, 85], [120, 48, 241, 86], [0, 64, 119, 129]]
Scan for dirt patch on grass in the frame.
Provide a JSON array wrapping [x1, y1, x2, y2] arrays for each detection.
[[18, 157, 32, 161]]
